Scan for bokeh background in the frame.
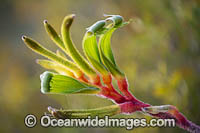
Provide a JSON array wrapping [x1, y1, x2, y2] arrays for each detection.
[[0, 0, 200, 132]]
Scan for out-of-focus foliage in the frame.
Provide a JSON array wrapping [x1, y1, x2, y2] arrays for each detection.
[[0, 0, 199, 133]]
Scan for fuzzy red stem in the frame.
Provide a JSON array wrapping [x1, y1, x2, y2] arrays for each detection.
[[97, 74, 129, 104], [78, 75, 89, 83], [117, 77, 138, 101], [119, 101, 200, 132], [92, 75, 102, 86], [98, 85, 127, 104], [151, 111, 200, 132], [97, 75, 200, 132]]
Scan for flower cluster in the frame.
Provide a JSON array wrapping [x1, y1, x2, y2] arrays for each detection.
[[22, 14, 200, 132]]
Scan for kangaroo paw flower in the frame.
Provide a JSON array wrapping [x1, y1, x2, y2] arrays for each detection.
[[22, 14, 200, 132]]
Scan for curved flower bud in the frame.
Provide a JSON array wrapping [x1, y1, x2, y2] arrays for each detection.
[[43, 20, 67, 53], [22, 36, 83, 78], [40, 71, 100, 95], [104, 14, 124, 26], [98, 15, 135, 100], [82, 33, 107, 74], [36, 59, 75, 77], [98, 26, 125, 79], [48, 104, 120, 119], [86, 20, 106, 34], [61, 14, 100, 84], [104, 14, 132, 28], [82, 32, 112, 84]]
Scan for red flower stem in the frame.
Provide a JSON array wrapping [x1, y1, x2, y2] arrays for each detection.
[[151, 110, 200, 132], [94, 74, 128, 104], [117, 77, 138, 101], [119, 101, 150, 113], [89, 74, 200, 132], [92, 75, 102, 86], [119, 101, 200, 132], [79, 74, 102, 86], [99, 76, 147, 105], [75, 73, 200, 132], [78, 75, 89, 83], [106, 83, 128, 103], [98, 85, 127, 104], [167, 106, 200, 132]]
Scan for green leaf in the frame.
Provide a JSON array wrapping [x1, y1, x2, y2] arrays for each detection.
[[40, 71, 100, 95], [82, 33, 108, 75]]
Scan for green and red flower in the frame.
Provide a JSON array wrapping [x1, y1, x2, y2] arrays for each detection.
[[22, 14, 200, 132]]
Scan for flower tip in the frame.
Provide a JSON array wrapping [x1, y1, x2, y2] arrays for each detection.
[[21, 35, 27, 41], [63, 14, 76, 28], [86, 20, 106, 34], [40, 71, 53, 94], [103, 14, 111, 17], [65, 14, 76, 20], [86, 30, 94, 35], [48, 106, 57, 114], [35, 59, 40, 64], [105, 15, 124, 26], [43, 20, 48, 25], [70, 14, 76, 18]]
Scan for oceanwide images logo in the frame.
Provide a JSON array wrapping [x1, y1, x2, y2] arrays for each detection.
[[25, 114, 175, 129]]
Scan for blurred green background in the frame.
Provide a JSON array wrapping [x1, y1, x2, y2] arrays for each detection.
[[0, 0, 200, 132]]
